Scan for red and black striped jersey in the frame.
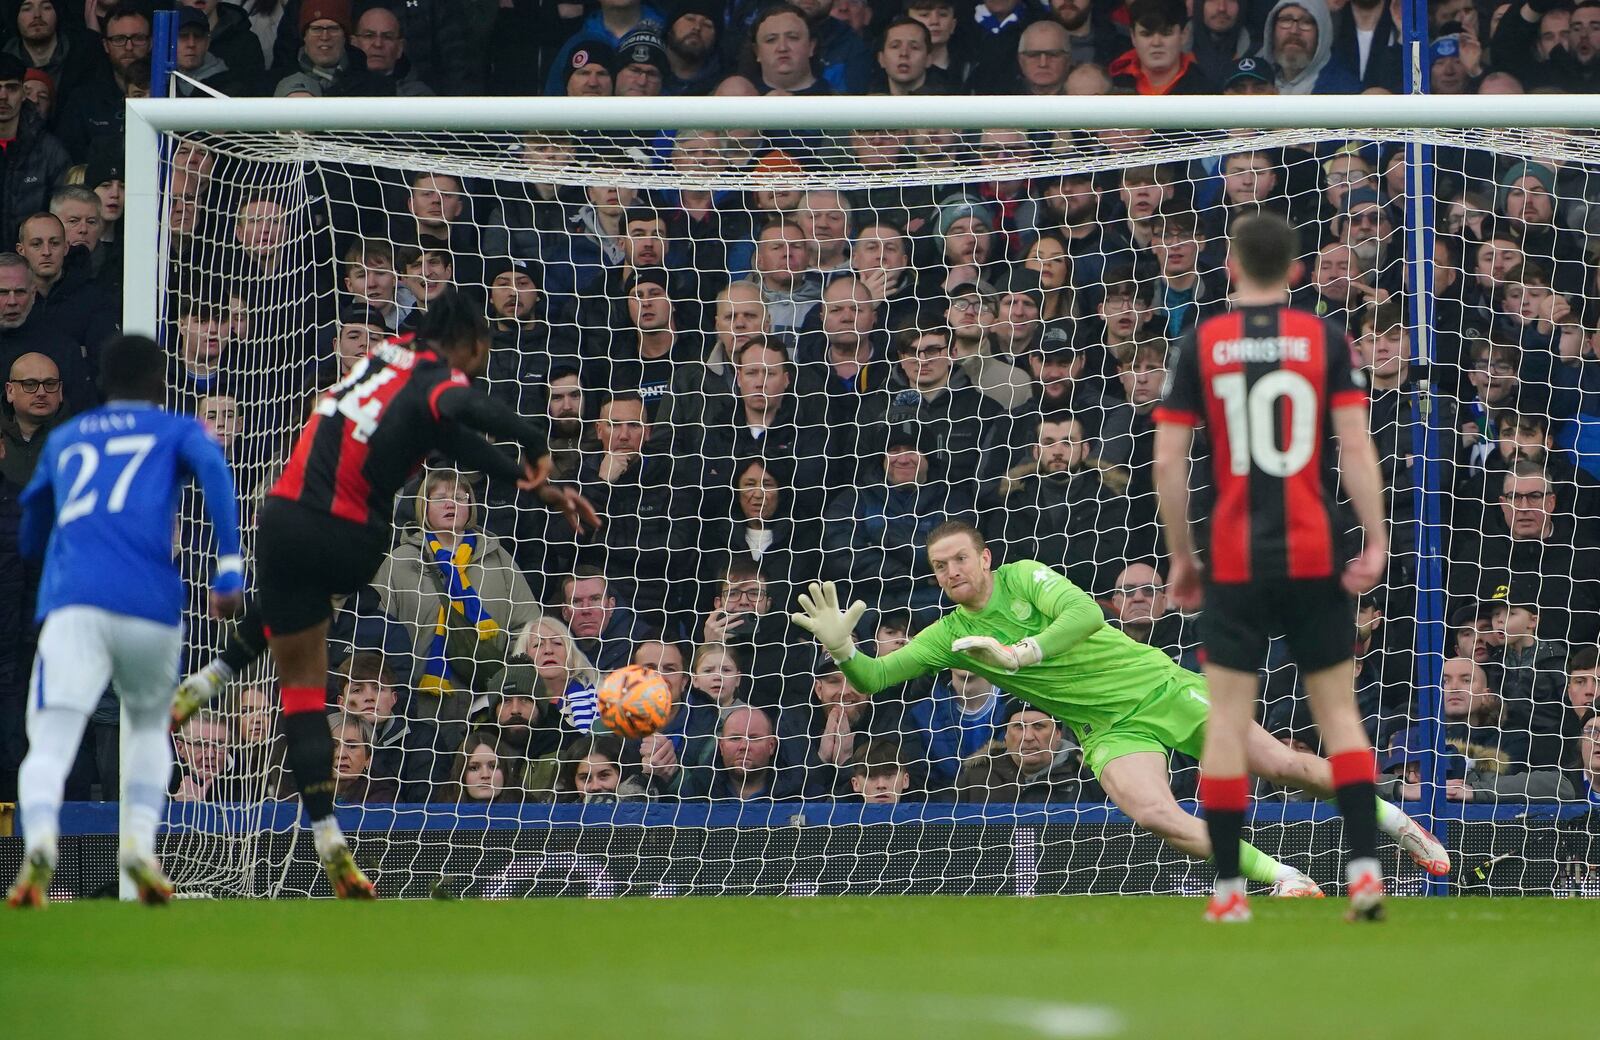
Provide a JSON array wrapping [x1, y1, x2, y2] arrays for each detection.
[[270, 339, 476, 526], [1153, 304, 1368, 584]]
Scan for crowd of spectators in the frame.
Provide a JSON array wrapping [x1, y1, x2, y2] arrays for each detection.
[[2, 0, 1600, 814]]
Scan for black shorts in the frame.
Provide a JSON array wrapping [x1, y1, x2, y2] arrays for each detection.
[[254, 497, 390, 637], [1199, 578, 1355, 675]]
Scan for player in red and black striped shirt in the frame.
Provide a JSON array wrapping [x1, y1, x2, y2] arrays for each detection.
[[1153, 213, 1391, 922], [179, 292, 598, 898]]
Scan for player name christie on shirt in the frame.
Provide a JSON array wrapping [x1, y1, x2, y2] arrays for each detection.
[[1209, 336, 1312, 365]]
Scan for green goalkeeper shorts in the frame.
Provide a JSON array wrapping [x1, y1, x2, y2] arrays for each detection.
[[1078, 676, 1211, 777]]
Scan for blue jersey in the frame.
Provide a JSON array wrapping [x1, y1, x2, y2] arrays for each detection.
[[20, 401, 243, 626]]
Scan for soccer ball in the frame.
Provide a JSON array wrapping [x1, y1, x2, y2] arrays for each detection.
[[596, 665, 673, 739]]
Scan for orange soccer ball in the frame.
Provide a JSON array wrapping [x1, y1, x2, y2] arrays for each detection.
[[597, 665, 673, 739]]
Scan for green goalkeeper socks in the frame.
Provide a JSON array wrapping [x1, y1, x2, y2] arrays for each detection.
[[1238, 841, 1293, 885]]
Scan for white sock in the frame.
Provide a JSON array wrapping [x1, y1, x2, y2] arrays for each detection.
[[119, 713, 172, 862], [1214, 876, 1248, 899], [1270, 861, 1300, 883], [312, 817, 346, 859], [18, 705, 90, 867], [1346, 856, 1382, 885], [1373, 797, 1406, 837]]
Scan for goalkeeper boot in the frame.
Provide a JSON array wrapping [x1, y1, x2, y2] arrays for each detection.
[[171, 666, 227, 730], [322, 844, 377, 900], [7, 848, 53, 909], [122, 855, 175, 907], [1269, 871, 1325, 898], [1344, 862, 1386, 923], [1394, 816, 1451, 877]]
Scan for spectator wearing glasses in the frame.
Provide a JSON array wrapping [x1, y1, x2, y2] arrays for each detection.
[[1107, 561, 1197, 668], [1108, 0, 1216, 95], [271, 0, 388, 97], [0, 351, 65, 485], [1014, 18, 1073, 95], [1449, 460, 1600, 646], [54, 3, 148, 160], [1257, 0, 1361, 94], [350, 2, 431, 94]]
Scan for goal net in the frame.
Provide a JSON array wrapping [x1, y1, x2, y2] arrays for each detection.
[[128, 96, 1600, 898]]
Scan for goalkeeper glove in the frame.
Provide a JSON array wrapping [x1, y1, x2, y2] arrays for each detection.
[[952, 636, 1043, 674], [791, 581, 867, 661]]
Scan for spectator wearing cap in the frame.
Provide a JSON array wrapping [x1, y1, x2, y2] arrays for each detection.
[[1490, 595, 1572, 768], [1257, 0, 1361, 94], [0, 56, 68, 248], [485, 257, 580, 412], [351, 2, 431, 95], [588, 267, 705, 426], [323, 302, 388, 379], [981, 412, 1128, 594], [822, 422, 976, 623], [53, 4, 147, 161], [862, 324, 1003, 495], [1108, 0, 1216, 94], [272, 0, 391, 96], [660, 0, 721, 94], [989, 267, 1048, 358], [1333, 185, 1401, 296], [1491, 0, 1600, 94], [1190, 0, 1255, 86], [4, 0, 98, 104], [1328, 0, 1400, 91], [1014, 18, 1073, 95], [614, 25, 667, 96], [178, 0, 267, 92], [543, 0, 664, 96], [173, 6, 250, 96], [1022, 324, 1111, 433], [1220, 55, 1275, 94]]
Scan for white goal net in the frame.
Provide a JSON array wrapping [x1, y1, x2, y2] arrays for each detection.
[[130, 96, 1600, 898]]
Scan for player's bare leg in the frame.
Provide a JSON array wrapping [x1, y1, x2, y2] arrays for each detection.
[[1097, 751, 1319, 908], [1244, 724, 1450, 876], [1302, 660, 1385, 921], [270, 619, 375, 900], [1197, 663, 1260, 920]]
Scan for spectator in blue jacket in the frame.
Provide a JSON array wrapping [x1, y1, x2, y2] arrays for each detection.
[[910, 667, 1009, 794]]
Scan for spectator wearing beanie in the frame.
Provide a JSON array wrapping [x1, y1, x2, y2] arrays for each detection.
[[0, 53, 69, 246], [272, 0, 477, 94], [661, 0, 722, 95], [272, 0, 392, 95], [180, 0, 268, 93], [561, 42, 615, 97], [543, 0, 664, 95]]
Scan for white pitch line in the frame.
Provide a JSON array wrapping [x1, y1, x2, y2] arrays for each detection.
[[836, 990, 1125, 1038]]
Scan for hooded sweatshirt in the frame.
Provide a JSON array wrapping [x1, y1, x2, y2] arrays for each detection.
[[1258, 0, 1362, 95]]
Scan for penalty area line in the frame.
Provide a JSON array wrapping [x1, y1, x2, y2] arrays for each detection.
[[835, 991, 1125, 1038]]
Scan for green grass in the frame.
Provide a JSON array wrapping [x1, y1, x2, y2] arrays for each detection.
[[1, 896, 1590, 1039]]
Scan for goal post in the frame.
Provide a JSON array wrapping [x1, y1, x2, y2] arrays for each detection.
[[121, 94, 1600, 897]]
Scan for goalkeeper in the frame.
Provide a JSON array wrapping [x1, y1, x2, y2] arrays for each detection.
[[792, 521, 1450, 892]]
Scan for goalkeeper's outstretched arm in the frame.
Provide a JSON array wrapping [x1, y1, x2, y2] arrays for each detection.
[[791, 581, 942, 696]]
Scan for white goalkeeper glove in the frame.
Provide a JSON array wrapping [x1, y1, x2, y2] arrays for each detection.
[[791, 581, 867, 662], [952, 636, 1044, 674]]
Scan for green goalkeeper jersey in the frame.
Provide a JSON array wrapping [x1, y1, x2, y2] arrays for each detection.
[[838, 560, 1192, 740]]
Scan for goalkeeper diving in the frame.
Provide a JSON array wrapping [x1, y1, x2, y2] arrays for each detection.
[[792, 521, 1450, 893]]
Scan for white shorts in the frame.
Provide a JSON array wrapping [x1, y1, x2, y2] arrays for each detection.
[[29, 606, 183, 718]]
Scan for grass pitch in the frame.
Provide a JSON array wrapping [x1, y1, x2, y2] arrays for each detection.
[[1, 896, 1588, 1040]]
